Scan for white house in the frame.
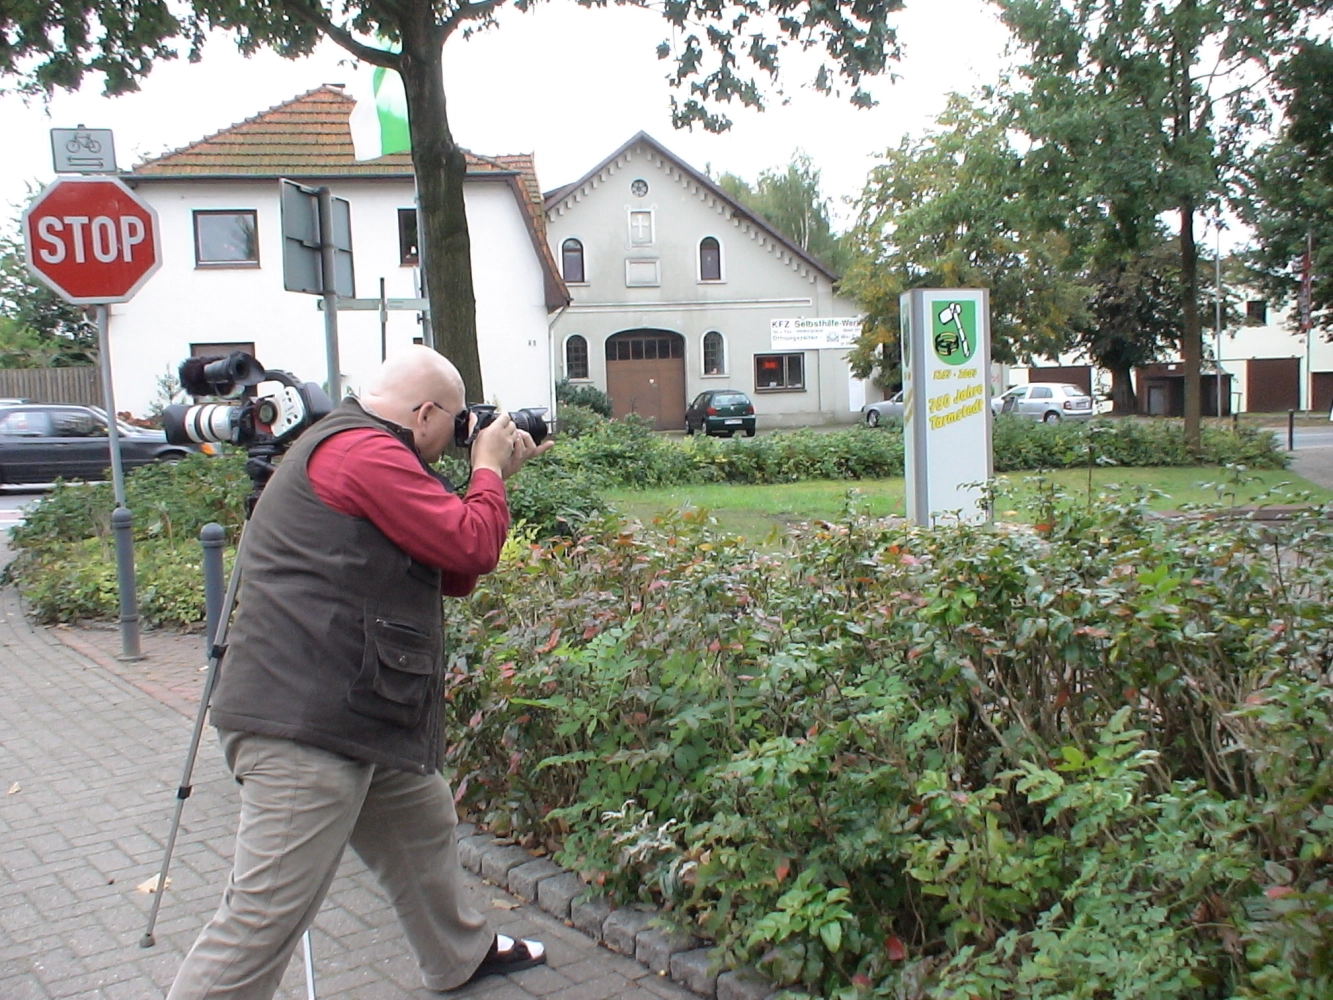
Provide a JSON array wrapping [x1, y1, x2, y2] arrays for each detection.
[[111, 84, 567, 417], [544, 133, 864, 430]]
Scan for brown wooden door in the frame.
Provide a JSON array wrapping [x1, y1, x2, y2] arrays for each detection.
[[1313, 372, 1333, 414], [604, 331, 687, 430], [1247, 357, 1301, 412]]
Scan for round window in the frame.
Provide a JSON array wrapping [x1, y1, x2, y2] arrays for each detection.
[[630, 178, 649, 197]]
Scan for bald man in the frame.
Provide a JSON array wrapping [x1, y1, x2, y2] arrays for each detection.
[[169, 347, 551, 999]]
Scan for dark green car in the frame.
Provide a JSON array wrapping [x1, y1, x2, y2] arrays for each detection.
[[685, 390, 756, 437]]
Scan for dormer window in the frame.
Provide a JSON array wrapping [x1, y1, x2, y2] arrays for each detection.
[[562, 238, 585, 284], [699, 237, 722, 281]]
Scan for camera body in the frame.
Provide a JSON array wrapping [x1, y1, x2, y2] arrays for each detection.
[[162, 352, 334, 450], [453, 404, 549, 449]]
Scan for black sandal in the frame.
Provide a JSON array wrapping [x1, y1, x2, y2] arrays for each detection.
[[466, 934, 546, 982]]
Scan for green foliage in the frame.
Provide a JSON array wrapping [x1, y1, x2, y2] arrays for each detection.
[[445, 488, 1333, 997], [717, 152, 852, 273], [0, 224, 97, 364], [552, 403, 607, 440], [556, 381, 613, 417]]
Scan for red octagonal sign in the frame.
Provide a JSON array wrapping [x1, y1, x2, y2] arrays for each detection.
[[22, 176, 161, 305]]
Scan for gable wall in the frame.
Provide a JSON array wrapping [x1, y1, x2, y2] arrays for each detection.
[[546, 142, 865, 428]]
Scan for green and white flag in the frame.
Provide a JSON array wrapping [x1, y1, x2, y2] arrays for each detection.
[[349, 64, 410, 161]]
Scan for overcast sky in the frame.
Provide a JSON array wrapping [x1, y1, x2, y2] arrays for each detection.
[[0, 0, 1012, 226]]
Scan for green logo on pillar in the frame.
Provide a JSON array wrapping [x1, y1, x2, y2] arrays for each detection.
[[932, 300, 978, 365]]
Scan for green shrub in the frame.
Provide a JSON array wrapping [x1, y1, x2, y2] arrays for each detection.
[[556, 379, 613, 416], [551, 403, 607, 439], [444, 489, 1333, 998]]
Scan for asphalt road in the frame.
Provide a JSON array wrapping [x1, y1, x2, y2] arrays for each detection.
[[0, 488, 45, 531]]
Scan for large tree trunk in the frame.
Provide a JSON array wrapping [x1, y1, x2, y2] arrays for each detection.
[[399, 21, 484, 403], [1108, 361, 1137, 414], [1179, 201, 1202, 453]]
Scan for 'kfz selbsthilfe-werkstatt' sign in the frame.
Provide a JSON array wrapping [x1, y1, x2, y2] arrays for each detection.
[[900, 288, 992, 526]]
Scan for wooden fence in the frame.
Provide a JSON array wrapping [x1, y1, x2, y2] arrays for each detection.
[[0, 367, 102, 407]]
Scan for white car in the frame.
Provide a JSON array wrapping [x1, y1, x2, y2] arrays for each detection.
[[997, 383, 1095, 422], [862, 391, 904, 426]]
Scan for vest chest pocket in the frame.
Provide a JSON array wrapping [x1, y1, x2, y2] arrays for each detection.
[[348, 617, 440, 727]]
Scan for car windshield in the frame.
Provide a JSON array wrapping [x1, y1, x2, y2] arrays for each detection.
[[1060, 385, 1089, 397], [712, 393, 749, 406]]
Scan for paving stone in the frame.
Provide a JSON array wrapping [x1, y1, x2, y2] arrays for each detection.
[[636, 925, 701, 975], [669, 947, 719, 996], [570, 896, 613, 942], [480, 843, 535, 884], [455, 822, 477, 840], [603, 907, 657, 957], [537, 870, 585, 920], [508, 858, 564, 901], [716, 969, 775, 1000], [456, 835, 494, 875]]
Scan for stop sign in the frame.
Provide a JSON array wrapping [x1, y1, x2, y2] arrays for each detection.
[[22, 176, 161, 304]]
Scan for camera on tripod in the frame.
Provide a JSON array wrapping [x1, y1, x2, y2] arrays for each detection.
[[162, 352, 334, 450], [454, 404, 549, 449]]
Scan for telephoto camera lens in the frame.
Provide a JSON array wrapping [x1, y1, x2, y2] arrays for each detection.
[[510, 408, 548, 445]]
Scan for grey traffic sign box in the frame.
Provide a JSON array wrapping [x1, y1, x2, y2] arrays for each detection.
[[51, 128, 117, 173], [279, 179, 354, 297]]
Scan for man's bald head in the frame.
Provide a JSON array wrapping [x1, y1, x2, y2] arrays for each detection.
[[361, 346, 465, 427]]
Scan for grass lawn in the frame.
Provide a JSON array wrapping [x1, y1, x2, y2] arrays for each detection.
[[605, 466, 1333, 541]]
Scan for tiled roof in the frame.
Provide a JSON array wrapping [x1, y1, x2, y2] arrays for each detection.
[[129, 85, 565, 307]]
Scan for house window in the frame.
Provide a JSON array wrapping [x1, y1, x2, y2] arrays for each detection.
[[629, 210, 654, 246], [191, 342, 257, 360], [565, 335, 589, 380], [755, 353, 805, 391], [194, 210, 258, 266], [699, 237, 722, 281], [1246, 299, 1268, 325], [398, 209, 419, 265], [562, 239, 585, 284], [605, 335, 684, 361], [703, 331, 725, 375]]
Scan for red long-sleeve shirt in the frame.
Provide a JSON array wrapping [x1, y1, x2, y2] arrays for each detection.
[[306, 427, 510, 597]]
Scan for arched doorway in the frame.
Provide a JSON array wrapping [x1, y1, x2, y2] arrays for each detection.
[[604, 329, 686, 430]]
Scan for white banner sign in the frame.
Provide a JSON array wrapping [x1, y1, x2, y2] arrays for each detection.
[[770, 317, 861, 350]]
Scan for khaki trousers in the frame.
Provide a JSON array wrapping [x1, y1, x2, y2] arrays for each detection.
[[167, 730, 492, 999]]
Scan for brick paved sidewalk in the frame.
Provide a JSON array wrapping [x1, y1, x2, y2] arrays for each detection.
[[0, 586, 696, 1000]]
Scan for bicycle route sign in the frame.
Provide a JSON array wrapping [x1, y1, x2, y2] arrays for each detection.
[[50, 128, 117, 174], [22, 176, 161, 304]]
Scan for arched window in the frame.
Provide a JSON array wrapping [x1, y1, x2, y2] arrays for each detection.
[[702, 331, 725, 375], [699, 237, 721, 281], [565, 335, 589, 380], [562, 238, 586, 284]]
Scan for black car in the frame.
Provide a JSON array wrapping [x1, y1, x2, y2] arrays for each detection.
[[685, 390, 756, 437], [0, 404, 202, 484]]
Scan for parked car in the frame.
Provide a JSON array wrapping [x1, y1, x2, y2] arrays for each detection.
[[0, 403, 202, 484], [997, 383, 1095, 422], [685, 390, 756, 437], [862, 391, 904, 426]]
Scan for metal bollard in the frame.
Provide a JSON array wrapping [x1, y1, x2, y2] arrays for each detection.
[[111, 507, 144, 661], [1289, 409, 1296, 451], [200, 524, 227, 657]]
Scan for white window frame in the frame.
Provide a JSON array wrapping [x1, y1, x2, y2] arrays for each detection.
[[627, 208, 655, 247], [561, 237, 588, 285], [563, 333, 591, 381], [624, 257, 661, 287], [701, 330, 727, 377], [697, 236, 725, 283]]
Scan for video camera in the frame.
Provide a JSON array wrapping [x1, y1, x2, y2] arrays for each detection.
[[163, 352, 334, 450]]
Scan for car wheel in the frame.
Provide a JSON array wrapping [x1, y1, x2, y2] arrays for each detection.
[[866, 409, 880, 427], [1043, 411, 1061, 423], [685, 421, 695, 436], [158, 450, 189, 464], [744, 427, 755, 438]]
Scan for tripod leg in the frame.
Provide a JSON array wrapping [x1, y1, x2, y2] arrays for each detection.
[[141, 524, 246, 947], [303, 929, 318, 1000]]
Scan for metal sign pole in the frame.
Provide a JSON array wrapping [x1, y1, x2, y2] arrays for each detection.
[[379, 277, 388, 362], [97, 304, 142, 660], [316, 188, 342, 401]]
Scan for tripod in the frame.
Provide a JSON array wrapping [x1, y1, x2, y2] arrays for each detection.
[[140, 449, 320, 1000]]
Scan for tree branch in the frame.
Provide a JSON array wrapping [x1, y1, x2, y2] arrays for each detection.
[[285, 1, 401, 68], [442, 0, 506, 39]]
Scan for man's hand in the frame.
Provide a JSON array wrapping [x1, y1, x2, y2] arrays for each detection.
[[470, 414, 554, 480]]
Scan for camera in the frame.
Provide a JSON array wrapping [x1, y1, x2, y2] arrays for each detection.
[[454, 404, 549, 449], [163, 352, 334, 450]]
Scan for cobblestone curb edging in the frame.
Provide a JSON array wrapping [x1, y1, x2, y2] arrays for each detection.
[[455, 823, 797, 1000]]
